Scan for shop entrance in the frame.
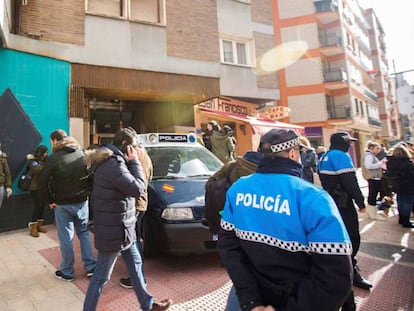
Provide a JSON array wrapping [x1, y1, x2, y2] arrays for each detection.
[[88, 99, 197, 146]]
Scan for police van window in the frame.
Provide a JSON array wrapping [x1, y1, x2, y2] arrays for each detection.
[[146, 146, 222, 179]]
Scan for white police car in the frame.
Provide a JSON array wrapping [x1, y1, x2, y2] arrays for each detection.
[[136, 133, 223, 256]]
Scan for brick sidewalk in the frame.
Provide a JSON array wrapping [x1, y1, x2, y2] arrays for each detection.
[[0, 168, 412, 311]]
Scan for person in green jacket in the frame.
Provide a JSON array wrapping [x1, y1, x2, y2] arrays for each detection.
[[0, 143, 12, 208]]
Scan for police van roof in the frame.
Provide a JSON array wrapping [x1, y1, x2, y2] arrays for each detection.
[[136, 133, 199, 147]]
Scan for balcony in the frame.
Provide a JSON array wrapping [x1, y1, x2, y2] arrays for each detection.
[[323, 68, 347, 82], [327, 104, 351, 119], [368, 117, 381, 127], [314, 0, 339, 24], [314, 0, 338, 13], [319, 33, 342, 47], [364, 87, 378, 102]]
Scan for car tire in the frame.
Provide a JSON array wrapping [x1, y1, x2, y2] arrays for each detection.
[[142, 217, 160, 258]]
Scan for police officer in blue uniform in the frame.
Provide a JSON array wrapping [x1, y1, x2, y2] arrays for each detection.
[[318, 132, 373, 309], [218, 129, 353, 311]]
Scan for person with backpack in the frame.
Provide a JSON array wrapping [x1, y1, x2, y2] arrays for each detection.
[[26, 144, 49, 237], [210, 124, 236, 163]]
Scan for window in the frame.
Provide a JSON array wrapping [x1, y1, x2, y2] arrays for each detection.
[[87, 0, 125, 18], [220, 39, 251, 66], [130, 0, 164, 23], [86, 0, 165, 24]]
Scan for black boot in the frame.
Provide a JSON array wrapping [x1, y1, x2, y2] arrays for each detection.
[[400, 216, 414, 228], [353, 267, 372, 290]]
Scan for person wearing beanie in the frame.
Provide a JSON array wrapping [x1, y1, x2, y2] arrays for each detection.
[[318, 131, 373, 300], [218, 129, 353, 311]]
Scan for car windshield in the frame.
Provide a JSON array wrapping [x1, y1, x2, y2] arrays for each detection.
[[146, 146, 223, 179]]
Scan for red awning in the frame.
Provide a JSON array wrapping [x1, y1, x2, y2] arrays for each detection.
[[199, 107, 304, 135]]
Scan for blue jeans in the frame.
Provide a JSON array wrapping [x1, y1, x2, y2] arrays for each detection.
[[226, 285, 241, 311], [54, 201, 96, 277], [83, 243, 153, 311], [0, 186, 4, 208], [396, 194, 414, 217]]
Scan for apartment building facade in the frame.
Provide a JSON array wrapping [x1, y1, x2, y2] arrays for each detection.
[[0, 0, 280, 230], [270, 0, 400, 164], [395, 77, 414, 142]]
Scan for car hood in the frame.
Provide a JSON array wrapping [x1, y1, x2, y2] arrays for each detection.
[[149, 179, 206, 207]]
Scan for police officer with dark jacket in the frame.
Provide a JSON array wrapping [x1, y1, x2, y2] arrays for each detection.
[[219, 129, 353, 311], [318, 132, 372, 310]]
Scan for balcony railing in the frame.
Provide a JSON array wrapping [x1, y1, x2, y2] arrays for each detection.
[[327, 104, 351, 119], [368, 117, 381, 127], [323, 68, 347, 82], [314, 0, 338, 13], [364, 88, 378, 102], [319, 33, 342, 47]]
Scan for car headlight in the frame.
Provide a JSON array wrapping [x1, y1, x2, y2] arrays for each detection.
[[161, 207, 194, 220]]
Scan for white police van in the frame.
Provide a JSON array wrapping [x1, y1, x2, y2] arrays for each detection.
[[136, 133, 223, 256]]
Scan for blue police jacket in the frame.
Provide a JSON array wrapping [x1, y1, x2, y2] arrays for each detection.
[[218, 156, 353, 311]]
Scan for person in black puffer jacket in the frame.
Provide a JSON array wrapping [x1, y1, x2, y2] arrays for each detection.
[[83, 127, 172, 311], [38, 129, 96, 282]]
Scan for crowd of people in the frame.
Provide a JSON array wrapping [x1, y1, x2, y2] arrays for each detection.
[[1, 122, 413, 310]]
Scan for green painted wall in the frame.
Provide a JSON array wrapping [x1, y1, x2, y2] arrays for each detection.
[[0, 49, 70, 144], [0, 49, 70, 193]]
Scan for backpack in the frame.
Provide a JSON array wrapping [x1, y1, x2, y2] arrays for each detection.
[[205, 162, 237, 235], [17, 164, 32, 191]]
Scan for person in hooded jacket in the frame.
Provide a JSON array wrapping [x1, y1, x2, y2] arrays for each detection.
[[26, 144, 49, 237], [0, 143, 12, 208], [38, 130, 96, 282], [210, 124, 235, 163], [385, 144, 414, 228], [83, 127, 171, 311], [218, 129, 353, 311], [223, 125, 237, 159], [317, 131, 372, 310]]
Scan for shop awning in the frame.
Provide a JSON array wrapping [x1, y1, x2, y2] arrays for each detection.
[[198, 107, 304, 135]]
